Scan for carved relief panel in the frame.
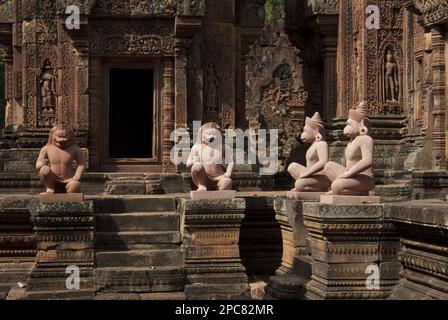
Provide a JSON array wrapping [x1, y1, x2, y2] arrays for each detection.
[[367, 1, 406, 116], [245, 19, 308, 171], [338, 0, 406, 117], [38, 58, 58, 127], [89, 20, 175, 57]]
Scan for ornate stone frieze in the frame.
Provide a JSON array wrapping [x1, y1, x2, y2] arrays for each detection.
[[413, 0, 448, 26], [89, 20, 175, 56], [89, 0, 205, 17]]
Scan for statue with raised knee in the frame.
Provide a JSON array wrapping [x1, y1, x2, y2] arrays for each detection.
[[324, 101, 375, 196], [187, 122, 234, 192], [36, 124, 86, 194], [288, 112, 330, 193]]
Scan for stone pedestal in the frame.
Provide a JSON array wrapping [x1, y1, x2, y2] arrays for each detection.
[[26, 201, 95, 299], [179, 198, 250, 299], [266, 199, 312, 299], [273, 199, 311, 278], [287, 191, 325, 201], [303, 203, 401, 300]]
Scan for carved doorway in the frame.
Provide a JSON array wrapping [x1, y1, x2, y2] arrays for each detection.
[[102, 62, 161, 171]]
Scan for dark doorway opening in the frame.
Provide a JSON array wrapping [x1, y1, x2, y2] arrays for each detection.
[[108, 68, 154, 159]]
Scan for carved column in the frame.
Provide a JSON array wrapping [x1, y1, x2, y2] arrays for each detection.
[[174, 39, 189, 130], [430, 26, 446, 169], [0, 46, 13, 125], [162, 58, 175, 173], [67, 17, 90, 132], [173, 39, 189, 174], [180, 198, 250, 299]]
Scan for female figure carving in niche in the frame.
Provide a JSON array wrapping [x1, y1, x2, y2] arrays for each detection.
[[205, 63, 219, 113], [384, 49, 399, 103], [41, 59, 57, 113]]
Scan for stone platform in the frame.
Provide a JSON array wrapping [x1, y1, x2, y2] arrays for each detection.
[[0, 193, 447, 300]]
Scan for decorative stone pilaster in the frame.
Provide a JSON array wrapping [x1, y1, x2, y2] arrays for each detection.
[[429, 26, 446, 169], [264, 199, 312, 300], [179, 198, 250, 299], [174, 39, 189, 131], [303, 203, 401, 300], [26, 201, 95, 299], [162, 58, 175, 173]]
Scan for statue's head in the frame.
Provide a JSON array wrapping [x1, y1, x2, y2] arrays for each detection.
[[301, 112, 325, 144], [197, 122, 222, 146], [48, 124, 75, 149], [387, 50, 394, 62], [344, 101, 371, 139]]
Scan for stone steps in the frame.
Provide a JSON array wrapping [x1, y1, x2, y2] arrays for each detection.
[[95, 267, 185, 293], [95, 291, 186, 300], [96, 212, 179, 232], [94, 197, 185, 294], [96, 231, 180, 245], [96, 249, 183, 268], [93, 197, 176, 213]]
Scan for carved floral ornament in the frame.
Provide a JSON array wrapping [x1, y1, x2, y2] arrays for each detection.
[[413, 0, 448, 26], [54, 0, 205, 17], [89, 21, 175, 56]]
